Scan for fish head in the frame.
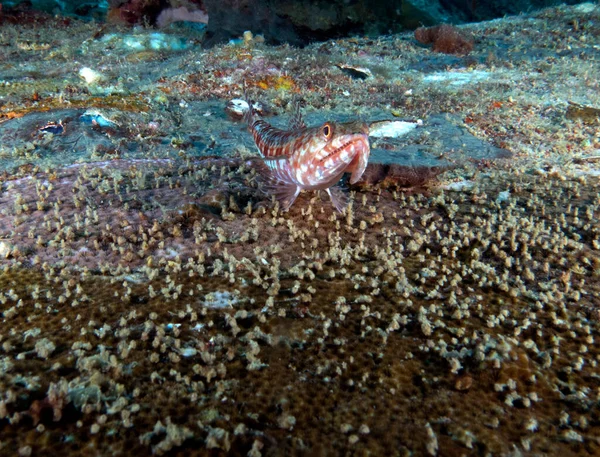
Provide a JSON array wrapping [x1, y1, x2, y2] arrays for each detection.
[[294, 121, 370, 188]]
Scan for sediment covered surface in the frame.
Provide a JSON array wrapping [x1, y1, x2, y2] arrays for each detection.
[[1, 3, 600, 456]]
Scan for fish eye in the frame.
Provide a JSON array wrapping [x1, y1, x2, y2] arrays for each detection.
[[322, 123, 332, 138]]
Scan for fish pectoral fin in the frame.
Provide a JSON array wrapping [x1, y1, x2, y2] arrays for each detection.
[[271, 181, 301, 212], [348, 150, 370, 184], [326, 186, 348, 214], [252, 156, 291, 182]]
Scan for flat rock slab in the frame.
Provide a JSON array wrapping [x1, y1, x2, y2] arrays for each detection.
[[0, 104, 509, 182], [369, 113, 511, 167]]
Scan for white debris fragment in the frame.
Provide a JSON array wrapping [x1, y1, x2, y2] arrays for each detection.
[[110, 32, 191, 52], [204, 291, 236, 309], [192, 323, 205, 332], [79, 67, 104, 85], [444, 180, 474, 191], [0, 241, 13, 258], [425, 422, 438, 456], [180, 348, 197, 357], [574, 167, 600, 177], [496, 190, 511, 203], [369, 120, 422, 138], [575, 2, 596, 14], [422, 70, 491, 86]]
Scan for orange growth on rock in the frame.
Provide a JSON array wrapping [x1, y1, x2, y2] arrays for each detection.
[[253, 75, 298, 92], [414, 24, 474, 55]]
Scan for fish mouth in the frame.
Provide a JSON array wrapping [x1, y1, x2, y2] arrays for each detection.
[[317, 135, 368, 164]]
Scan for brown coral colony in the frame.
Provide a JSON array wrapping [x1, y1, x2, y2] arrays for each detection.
[[1, 1, 600, 456]]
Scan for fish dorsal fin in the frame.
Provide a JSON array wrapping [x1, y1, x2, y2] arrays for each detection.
[[288, 97, 306, 130], [242, 84, 256, 127]]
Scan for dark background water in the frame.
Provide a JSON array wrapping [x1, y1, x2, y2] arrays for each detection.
[[0, 0, 590, 45]]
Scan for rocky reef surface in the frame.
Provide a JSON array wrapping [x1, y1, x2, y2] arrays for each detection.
[[1, 3, 600, 456], [1, 0, 591, 44]]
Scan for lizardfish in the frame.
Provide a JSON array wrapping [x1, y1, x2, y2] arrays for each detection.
[[244, 99, 370, 212]]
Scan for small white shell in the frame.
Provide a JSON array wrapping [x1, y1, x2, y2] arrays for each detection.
[[225, 99, 265, 119], [226, 99, 250, 118], [335, 64, 372, 79]]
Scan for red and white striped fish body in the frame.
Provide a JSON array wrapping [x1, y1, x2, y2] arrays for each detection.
[[249, 117, 370, 212]]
